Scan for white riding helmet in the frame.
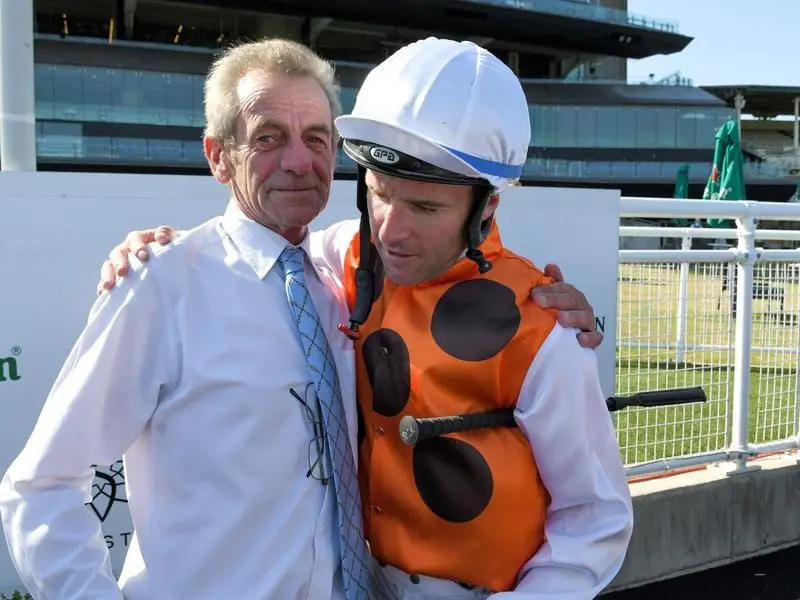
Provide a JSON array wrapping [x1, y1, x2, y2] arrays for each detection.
[[335, 38, 531, 338], [335, 37, 530, 191]]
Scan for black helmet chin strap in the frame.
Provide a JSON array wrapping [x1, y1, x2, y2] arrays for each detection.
[[338, 166, 377, 340], [464, 183, 495, 274]]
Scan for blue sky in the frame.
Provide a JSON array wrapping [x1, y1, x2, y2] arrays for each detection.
[[627, 0, 798, 87]]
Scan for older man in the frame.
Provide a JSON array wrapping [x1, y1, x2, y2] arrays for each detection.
[[327, 37, 632, 599], [0, 38, 368, 600]]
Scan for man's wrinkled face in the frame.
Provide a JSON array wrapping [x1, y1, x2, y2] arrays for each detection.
[[204, 70, 336, 244]]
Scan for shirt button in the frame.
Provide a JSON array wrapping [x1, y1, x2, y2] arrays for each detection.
[[374, 505, 382, 514], [376, 426, 385, 435], [380, 346, 389, 356]]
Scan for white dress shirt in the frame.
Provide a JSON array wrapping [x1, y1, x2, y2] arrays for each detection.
[[0, 201, 359, 600], [314, 220, 634, 600]]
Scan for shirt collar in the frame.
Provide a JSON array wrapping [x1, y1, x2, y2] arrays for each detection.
[[220, 200, 320, 281]]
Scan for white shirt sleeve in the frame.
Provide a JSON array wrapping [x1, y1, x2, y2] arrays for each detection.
[[0, 256, 178, 599], [490, 323, 633, 600], [309, 219, 360, 282]]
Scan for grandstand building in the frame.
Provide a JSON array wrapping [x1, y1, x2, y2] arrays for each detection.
[[704, 85, 800, 178], [5, 0, 799, 200]]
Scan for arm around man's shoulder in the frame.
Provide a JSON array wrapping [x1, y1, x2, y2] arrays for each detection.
[[309, 219, 360, 281], [498, 322, 633, 600], [0, 247, 180, 599]]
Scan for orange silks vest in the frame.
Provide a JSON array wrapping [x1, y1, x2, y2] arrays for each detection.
[[343, 222, 557, 592]]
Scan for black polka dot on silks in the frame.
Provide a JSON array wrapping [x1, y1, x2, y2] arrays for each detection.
[[431, 279, 521, 361], [361, 328, 411, 417], [413, 437, 493, 523]]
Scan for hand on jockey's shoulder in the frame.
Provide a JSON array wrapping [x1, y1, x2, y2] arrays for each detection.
[[96, 226, 179, 295], [530, 263, 603, 350]]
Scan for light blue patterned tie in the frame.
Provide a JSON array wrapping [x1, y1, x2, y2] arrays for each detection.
[[276, 245, 370, 600]]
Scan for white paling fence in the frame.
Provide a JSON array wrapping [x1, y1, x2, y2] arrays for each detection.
[[615, 197, 800, 477]]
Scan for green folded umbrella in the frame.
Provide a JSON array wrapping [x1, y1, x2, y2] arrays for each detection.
[[672, 164, 692, 226], [702, 119, 746, 228], [789, 181, 800, 203], [674, 163, 690, 199]]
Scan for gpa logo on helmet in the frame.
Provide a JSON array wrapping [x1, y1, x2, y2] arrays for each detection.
[[369, 146, 399, 165]]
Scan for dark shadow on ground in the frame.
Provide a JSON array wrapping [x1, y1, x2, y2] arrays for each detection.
[[606, 544, 800, 600]]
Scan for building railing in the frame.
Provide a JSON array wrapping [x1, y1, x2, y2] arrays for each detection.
[[460, 0, 680, 33], [527, 72, 694, 86], [617, 198, 800, 478], [522, 158, 791, 182]]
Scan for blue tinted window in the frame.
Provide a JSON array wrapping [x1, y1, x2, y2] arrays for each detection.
[[636, 107, 658, 148], [596, 107, 620, 148], [111, 69, 142, 124], [527, 103, 733, 150], [575, 106, 597, 148], [140, 71, 167, 125], [35, 65, 56, 120], [82, 67, 114, 122], [164, 73, 195, 126], [655, 107, 677, 148], [340, 88, 357, 115], [37, 64, 206, 127], [52, 65, 84, 120]]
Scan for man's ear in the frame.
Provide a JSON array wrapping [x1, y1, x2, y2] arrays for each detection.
[[481, 192, 501, 221], [204, 136, 232, 184]]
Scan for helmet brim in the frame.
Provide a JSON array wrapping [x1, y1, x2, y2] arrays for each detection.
[[335, 115, 503, 186]]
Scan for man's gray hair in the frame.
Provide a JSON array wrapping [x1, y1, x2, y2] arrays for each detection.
[[203, 37, 342, 145]]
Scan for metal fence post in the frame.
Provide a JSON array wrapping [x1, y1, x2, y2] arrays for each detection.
[[727, 212, 759, 473], [0, 0, 37, 171], [675, 234, 692, 364]]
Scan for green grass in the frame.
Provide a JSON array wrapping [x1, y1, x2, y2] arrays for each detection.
[[614, 365, 798, 465], [613, 262, 800, 466]]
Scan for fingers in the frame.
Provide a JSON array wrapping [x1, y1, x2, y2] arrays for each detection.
[[531, 268, 604, 351], [531, 282, 589, 311], [110, 244, 133, 277], [576, 330, 604, 350], [96, 260, 116, 296], [97, 225, 178, 296], [542, 263, 564, 283], [112, 226, 177, 275], [126, 229, 157, 263], [154, 226, 177, 246], [98, 226, 178, 295], [555, 306, 596, 333]]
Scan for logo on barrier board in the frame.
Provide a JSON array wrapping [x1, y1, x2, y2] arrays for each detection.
[[88, 459, 133, 549], [0, 346, 22, 382], [88, 460, 128, 523]]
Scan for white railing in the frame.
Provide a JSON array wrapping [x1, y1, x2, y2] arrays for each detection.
[[616, 198, 800, 478]]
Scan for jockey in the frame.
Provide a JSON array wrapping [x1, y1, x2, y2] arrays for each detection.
[[330, 37, 634, 600]]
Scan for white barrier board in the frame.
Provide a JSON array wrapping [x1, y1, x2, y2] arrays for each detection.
[[0, 171, 619, 592]]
